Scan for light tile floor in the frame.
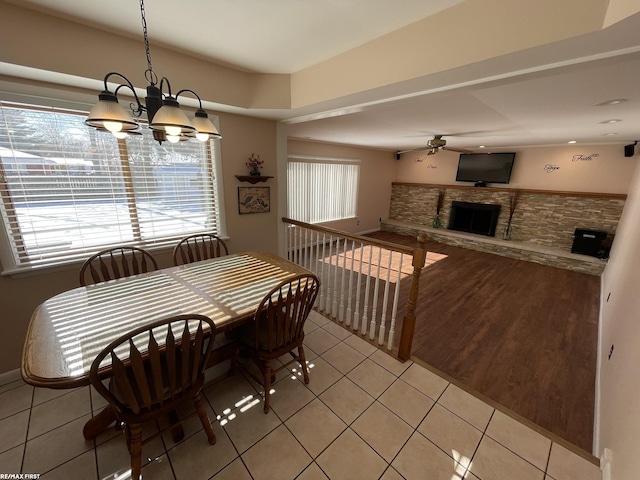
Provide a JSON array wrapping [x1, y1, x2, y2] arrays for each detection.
[[0, 311, 602, 480]]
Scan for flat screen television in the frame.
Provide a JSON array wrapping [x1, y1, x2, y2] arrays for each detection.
[[455, 152, 516, 185]]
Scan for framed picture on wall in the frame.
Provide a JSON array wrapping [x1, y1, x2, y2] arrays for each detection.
[[238, 186, 270, 214]]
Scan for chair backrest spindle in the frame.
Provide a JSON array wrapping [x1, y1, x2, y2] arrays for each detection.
[[89, 314, 217, 479], [254, 274, 319, 354], [90, 315, 215, 421], [173, 234, 229, 266], [80, 246, 158, 286]]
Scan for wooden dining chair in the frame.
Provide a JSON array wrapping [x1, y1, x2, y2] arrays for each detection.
[[89, 314, 217, 480], [233, 273, 320, 413], [79, 246, 158, 286], [172, 233, 229, 266]]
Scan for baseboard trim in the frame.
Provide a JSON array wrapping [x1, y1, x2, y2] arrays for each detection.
[[0, 369, 21, 387]]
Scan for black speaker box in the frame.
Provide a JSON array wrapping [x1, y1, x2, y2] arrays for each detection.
[[624, 144, 635, 157], [571, 229, 608, 257]]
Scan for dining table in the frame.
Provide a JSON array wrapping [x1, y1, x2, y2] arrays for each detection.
[[21, 251, 311, 439]]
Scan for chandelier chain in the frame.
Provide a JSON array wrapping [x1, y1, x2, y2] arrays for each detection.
[[140, 0, 157, 85], [86, 0, 221, 143]]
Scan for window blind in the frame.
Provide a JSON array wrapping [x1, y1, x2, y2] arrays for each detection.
[[0, 102, 223, 272], [287, 156, 359, 223]]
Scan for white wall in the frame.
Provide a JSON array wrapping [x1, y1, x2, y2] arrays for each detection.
[[597, 156, 640, 479], [395, 145, 634, 194]]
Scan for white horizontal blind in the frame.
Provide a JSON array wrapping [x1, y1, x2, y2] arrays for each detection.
[[0, 102, 222, 272], [287, 156, 359, 223]]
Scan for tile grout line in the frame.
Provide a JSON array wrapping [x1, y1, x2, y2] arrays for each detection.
[[303, 324, 419, 478], [18, 384, 35, 476]]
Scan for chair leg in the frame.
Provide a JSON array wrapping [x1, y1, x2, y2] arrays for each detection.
[[298, 345, 310, 384], [228, 342, 240, 377], [124, 423, 132, 454], [167, 410, 185, 443], [263, 360, 272, 414], [128, 423, 143, 480], [194, 393, 217, 445]]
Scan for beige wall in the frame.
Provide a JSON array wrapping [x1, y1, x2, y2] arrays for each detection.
[[0, 1, 291, 110], [604, 0, 640, 27], [219, 112, 279, 254], [287, 139, 394, 234], [291, 0, 608, 107], [598, 157, 640, 478], [0, 111, 279, 376], [394, 144, 635, 194]]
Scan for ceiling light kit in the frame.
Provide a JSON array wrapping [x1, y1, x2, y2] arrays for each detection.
[[85, 0, 220, 144], [594, 99, 628, 107], [395, 134, 471, 158]]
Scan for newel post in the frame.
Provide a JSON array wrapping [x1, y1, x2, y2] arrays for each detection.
[[397, 234, 427, 361]]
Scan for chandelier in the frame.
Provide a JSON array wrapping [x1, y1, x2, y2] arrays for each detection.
[[85, 0, 220, 144]]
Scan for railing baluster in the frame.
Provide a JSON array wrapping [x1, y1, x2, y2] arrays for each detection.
[[387, 253, 404, 350], [369, 247, 383, 340], [313, 230, 319, 275], [345, 240, 356, 327], [304, 227, 309, 271], [313, 230, 321, 307], [353, 243, 364, 332], [338, 239, 348, 322], [293, 225, 299, 266], [326, 235, 334, 315], [319, 233, 327, 312], [332, 238, 341, 319], [298, 226, 303, 269], [378, 249, 393, 345], [285, 223, 291, 262], [361, 245, 374, 335]]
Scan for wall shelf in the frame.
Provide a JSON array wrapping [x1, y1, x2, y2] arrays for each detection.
[[235, 175, 273, 184]]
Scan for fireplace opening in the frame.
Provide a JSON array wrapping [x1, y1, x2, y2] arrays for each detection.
[[448, 201, 501, 237]]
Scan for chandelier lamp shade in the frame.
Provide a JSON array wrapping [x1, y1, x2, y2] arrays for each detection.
[[84, 0, 221, 144]]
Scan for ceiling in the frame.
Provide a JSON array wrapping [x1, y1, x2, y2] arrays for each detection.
[[8, 0, 640, 153]]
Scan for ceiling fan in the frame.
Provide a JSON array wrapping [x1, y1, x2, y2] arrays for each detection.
[[396, 135, 471, 157]]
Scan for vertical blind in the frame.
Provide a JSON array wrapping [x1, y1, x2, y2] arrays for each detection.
[[0, 102, 223, 272], [287, 156, 360, 223]]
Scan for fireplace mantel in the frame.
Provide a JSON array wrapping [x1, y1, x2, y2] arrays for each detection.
[[391, 182, 627, 200]]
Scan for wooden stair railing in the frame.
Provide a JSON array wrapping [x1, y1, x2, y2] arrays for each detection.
[[282, 217, 426, 361]]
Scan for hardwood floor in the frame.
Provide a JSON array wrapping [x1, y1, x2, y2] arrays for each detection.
[[365, 231, 599, 452]]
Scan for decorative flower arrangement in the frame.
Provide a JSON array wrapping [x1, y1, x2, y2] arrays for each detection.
[[507, 190, 520, 224], [246, 153, 264, 176], [436, 190, 445, 215], [432, 190, 445, 228], [503, 190, 520, 240]]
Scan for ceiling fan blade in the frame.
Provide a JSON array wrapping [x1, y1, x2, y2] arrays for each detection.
[[444, 147, 472, 153], [396, 146, 431, 155]]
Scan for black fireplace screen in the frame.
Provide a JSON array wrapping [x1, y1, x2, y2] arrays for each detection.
[[448, 201, 501, 237]]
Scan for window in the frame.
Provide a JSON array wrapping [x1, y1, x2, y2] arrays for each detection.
[[287, 155, 359, 223], [0, 102, 224, 273]]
